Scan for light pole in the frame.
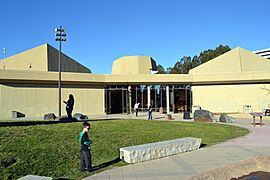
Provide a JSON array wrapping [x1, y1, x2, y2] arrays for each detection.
[[2, 48, 6, 69], [55, 26, 66, 117]]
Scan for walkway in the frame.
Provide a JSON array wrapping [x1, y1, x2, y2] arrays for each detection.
[[84, 116, 270, 180]]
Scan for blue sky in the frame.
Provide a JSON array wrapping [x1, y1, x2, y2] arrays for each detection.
[[0, 0, 269, 74]]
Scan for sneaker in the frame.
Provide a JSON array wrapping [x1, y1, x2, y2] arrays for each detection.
[[86, 168, 93, 173]]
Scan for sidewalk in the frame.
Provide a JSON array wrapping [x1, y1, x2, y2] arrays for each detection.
[[84, 118, 270, 180]]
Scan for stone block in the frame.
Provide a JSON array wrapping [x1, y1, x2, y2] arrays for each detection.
[[73, 113, 88, 120], [159, 107, 164, 114], [165, 113, 172, 120], [194, 110, 214, 122], [119, 137, 201, 164], [43, 113, 56, 121], [18, 175, 52, 180], [219, 114, 235, 123], [12, 111, 25, 118]]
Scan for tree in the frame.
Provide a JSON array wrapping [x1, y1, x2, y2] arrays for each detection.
[[166, 67, 172, 74], [156, 64, 166, 74], [198, 45, 231, 64], [169, 56, 192, 74], [169, 44, 231, 74]]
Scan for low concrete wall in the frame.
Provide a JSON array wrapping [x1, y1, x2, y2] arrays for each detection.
[[190, 156, 270, 180], [119, 137, 201, 164]]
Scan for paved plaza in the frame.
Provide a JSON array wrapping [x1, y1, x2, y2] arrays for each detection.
[[83, 113, 270, 180]]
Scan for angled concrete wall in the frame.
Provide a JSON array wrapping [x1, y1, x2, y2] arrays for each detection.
[[0, 44, 91, 73], [189, 47, 270, 75], [0, 44, 48, 71], [47, 44, 91, 73]]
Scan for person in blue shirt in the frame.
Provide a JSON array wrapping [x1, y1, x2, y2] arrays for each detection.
[[79, 122, 93, 172]]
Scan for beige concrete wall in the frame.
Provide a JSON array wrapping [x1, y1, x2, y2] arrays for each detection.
[[47, 44, 91, 73], [0, 85, 1, 117], [112, 56, 156, 74], [0, 44, 48, 71], [192, 84, 270, 113], [0, 84, 105, 118]]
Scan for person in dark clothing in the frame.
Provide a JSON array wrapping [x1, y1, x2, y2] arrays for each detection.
[[79, 122, 93, 172], [148, 103, 153, 120], [63, 94, 74, 118]]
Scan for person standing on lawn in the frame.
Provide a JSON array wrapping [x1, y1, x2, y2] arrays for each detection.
[[79, 122, 93, 172], [148, 102, 153, 120], [63, 94, 74, 119]]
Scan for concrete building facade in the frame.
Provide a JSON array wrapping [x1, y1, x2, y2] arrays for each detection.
[[0, 44, 270, 118]]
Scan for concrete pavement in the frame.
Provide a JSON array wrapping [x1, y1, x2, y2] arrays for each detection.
[[83, 116, 270, 180]]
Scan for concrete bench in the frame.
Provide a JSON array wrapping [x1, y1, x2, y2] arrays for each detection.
[[119, 137, 201, 164]]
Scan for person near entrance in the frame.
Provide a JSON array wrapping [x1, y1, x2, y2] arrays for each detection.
[[134, 103, 140, 117], [148, 103, 153, 120], [63, 94, 74, 118]]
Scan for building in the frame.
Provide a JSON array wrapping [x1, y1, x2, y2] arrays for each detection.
[[253, 48, 270, 59], [190, 47, 270, 113], [0, 44, 270, 118]]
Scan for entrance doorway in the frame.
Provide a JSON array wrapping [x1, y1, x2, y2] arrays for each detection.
[[105, 85, 192, 114], [173, 86, 192, 112], [105, 87, 129, 114], [110, 90, 123, 113]]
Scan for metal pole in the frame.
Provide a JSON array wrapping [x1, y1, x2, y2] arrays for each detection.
[[128, 86, 132, 114], [189, 87, 192, 112], [2, 48, 6, 69], [166, 85, 170, 114], [141, 87, 144, 112], [122, 87, 124, 113], [58, 25, 62, 117], [109, 90, 111, 114], [136, 86, 137, 103], [185, 86, 187, 112], [147, 86, 151, 109], [172, 86, 175, 113], [104, 86, 108, 115], [160, 86, 162, 107], [155, 87, 157, 111]]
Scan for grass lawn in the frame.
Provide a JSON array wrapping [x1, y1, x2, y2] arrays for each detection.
[[0, 120, 249, 179]]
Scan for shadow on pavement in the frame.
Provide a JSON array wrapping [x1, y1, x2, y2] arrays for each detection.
[[92, 157, 121, 172]]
